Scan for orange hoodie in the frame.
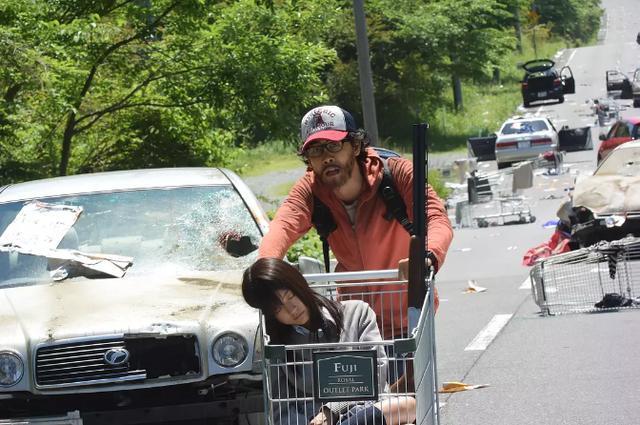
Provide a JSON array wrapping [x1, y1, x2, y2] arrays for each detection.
[[259, 148, 453, 336]]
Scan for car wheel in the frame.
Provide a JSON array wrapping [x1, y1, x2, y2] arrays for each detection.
[[558, 95, 565, 104], [634, 99, 640, 108], [497, 162, 510, 170]]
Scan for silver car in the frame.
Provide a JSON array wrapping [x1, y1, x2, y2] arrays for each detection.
[[0, 168, 269, 424], [494, 116, 560, 169]]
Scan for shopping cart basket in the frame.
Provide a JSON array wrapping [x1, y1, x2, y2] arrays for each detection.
[[467, 166, 536, 228], [530, 236, 640, 315], [260, 269, 439, 425]]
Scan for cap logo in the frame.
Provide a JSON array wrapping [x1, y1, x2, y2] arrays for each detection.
[[311, 110, 330, 131]]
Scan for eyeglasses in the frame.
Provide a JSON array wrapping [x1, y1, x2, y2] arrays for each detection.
[[303, 140, 347, 158]]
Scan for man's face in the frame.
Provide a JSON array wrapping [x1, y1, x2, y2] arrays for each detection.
[[305, 139, 360, 189]]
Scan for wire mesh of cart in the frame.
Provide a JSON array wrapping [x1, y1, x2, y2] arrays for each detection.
[[466, 166, 535, 228], [259, 269, 439, 425], [530, 236, 640, 315]]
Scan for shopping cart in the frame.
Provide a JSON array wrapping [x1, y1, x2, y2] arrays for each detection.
[[464, 165, 536, 228], [259, 269, 439, 425], [530, 236, 640, 315]]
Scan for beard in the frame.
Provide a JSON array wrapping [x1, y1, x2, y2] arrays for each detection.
[[317, 156, 357, 189]]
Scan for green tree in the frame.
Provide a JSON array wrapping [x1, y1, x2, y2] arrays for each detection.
[[0, 0, 335, 181]]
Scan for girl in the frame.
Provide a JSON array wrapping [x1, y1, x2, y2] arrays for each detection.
[[242, 257, 415, 425]]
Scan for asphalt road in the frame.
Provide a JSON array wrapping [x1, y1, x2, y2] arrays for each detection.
[[436, 1, 640, 424]]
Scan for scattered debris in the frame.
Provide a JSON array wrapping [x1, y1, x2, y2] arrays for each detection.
[[540, 194, 562, 200], [464, 280, 487, 293], [439, 381, 490, 393]]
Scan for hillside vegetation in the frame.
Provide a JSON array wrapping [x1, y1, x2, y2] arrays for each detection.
[[0, 0, 601, 184]]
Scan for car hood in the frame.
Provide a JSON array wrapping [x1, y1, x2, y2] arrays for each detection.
[[573, 175, 640, 215], [0, 270, 251, 343]]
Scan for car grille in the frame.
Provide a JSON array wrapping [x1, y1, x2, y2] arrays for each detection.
[[36, 335, 201, 388]]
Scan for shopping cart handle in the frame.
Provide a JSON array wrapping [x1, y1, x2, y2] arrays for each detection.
[[303, 269, 399, 283]]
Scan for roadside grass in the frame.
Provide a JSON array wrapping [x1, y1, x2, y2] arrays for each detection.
[[230, 140, 302, 177], [270, 180, 296, 197]]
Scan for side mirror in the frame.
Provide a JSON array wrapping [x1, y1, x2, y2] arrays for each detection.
[[599, 133, 607, 141]]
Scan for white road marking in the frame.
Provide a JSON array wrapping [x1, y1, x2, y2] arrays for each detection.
[[519, 277, 531, 289], [464, 314, 513, 351], [566, 49, 577, 65]]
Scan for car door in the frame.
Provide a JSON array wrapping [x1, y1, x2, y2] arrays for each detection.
[[561, 66, 575, 94], [602, 121, 632, 159]]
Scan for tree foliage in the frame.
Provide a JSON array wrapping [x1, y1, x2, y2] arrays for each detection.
[[533, 0, 602, 44], [0, 0, 602, 184]]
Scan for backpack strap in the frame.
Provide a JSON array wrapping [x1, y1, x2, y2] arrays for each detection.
[[311, 195, 336, 273], [378, 158, 415, 236]]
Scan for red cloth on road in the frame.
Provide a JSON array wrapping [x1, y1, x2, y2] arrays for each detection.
[[522, 228, 572, 266]]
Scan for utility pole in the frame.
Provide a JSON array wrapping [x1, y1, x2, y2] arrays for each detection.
[[353, 0, 379, 145], [514, 4, 522, 53]]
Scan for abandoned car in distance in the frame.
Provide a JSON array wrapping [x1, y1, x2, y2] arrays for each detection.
[[520, 59, 575, 107]]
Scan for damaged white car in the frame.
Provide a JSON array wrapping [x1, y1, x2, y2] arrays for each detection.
[[0, 168, 269, 424], [571, 140, 640, 247]]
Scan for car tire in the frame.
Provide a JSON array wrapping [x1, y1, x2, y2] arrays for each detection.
[[558, 95, 565, 104], [497, 162, 510, 170], [634, 99, 640, 108]]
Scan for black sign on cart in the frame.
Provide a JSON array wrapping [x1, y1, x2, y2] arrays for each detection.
[[313, 350, 378, 402]]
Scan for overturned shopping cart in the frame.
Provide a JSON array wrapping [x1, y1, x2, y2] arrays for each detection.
[[530, 236, 640, 315], [259, 269, 439, 425], [459, 164, 536, 228]]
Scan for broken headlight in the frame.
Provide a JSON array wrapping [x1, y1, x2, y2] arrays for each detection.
[[212, 332, 248, 367], [0, 351, 24, 387]]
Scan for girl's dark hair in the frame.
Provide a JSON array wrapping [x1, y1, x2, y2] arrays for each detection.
[[242, 257, 344, 343], [298, 129, 371, 166]]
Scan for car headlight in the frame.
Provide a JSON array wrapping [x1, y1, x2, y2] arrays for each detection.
[[212, 332, 248, 367], [0, 351, 24, 387]]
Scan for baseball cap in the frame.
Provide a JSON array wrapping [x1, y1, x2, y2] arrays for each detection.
[[300, 105, 357, 152]]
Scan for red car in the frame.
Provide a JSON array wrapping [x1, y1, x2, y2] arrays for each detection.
[[597, 117, 640, 163]]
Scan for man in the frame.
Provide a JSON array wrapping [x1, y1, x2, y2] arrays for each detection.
[[259, 105, 453, 337]]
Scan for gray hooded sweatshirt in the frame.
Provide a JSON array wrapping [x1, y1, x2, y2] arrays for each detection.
[[272, 300, 388, 416]]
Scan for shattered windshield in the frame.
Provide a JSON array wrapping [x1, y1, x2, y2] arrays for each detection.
[[0, 186, 262, 287], [501, 120, 549, 135]]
